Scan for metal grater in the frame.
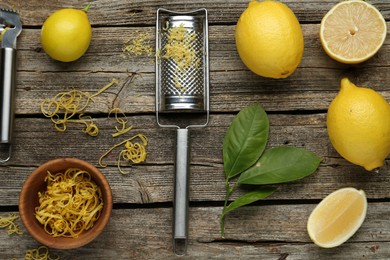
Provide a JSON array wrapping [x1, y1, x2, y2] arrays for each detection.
[[155, 8, 209, 255]]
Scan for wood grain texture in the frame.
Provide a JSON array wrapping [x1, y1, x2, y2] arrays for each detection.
[[2, 0, 390, 26], [0, 115, 388, 207], [0, 0, 389, 258], [1, 204, 389, 259], [12, 23, 390, 114]]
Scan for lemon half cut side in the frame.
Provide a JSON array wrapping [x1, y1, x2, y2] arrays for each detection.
[[320, 0, 387, 64], [307, 187, 367, 248]]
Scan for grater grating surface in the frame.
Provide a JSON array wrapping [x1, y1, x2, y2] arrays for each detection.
[[156, 11, 208, 112]]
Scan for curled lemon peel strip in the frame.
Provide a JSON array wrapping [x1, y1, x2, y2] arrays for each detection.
[[67, 115, 99, 136], [0, 213, 23, 235], [25, 246, 59, 260], [98, 134, 148, 174], [109, 108, 133, 137], [112, 126, 132, 138], [90, 78, 119, 99], [0, 26, 10, 42], [35, 169, 103, 238], [40, 79, 118, 136]]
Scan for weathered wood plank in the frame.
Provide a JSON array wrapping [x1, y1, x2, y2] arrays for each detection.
[[3, 0, 390, 26], [17, 24, 390, 72], [1, 158, 389, 206], [1, 203, 389, 259], [7, 114, 385, 165], [12, 23, 390, 114], [14, 68, 390, 114], [0, 115, 388, 205], [5, 114, 333, 165]]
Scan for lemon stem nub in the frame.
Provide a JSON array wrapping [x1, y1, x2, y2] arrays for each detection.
[[82, 3, 91, 13], [340, 78, 354, 91]]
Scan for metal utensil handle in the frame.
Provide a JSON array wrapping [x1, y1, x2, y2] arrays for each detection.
[[173, 128, 190, 255], [0, 47, 16, 162]]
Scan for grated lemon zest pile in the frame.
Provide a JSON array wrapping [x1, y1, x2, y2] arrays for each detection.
[[35, 169, 103, 238], [24, 246, 59, 260], [162, 23, 199, 70], [160, 23, 201, 92], [0, 213, 23, 235], [40, 79, 118, 136], [98, 134, 148, 175], [123, 31, 153, 56]]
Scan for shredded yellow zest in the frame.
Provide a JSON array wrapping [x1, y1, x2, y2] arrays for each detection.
[[123, 31, 153, 56], [25, 246, 59, 260], [40, 79, 118, 136], [162, 23, 199, 70], [0, 26, 10, 42], [109, 108, 133, 137], [99, 134, 148, 174], [0, 213, 22, 235], [66, 114, 99, 137], [35, 169, 103, 238], [162, 21, 169, 31], [173, 75, 187, 92]]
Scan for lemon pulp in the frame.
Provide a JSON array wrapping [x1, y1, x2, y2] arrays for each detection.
[[307, 187, 367, 248], [320, 0, 387, 64]]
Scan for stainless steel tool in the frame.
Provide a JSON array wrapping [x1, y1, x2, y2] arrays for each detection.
[[156, 8, 209, 255], [0, 8, 21, 163]]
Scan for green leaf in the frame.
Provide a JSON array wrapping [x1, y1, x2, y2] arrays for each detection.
[[220, 186, 276, 237], [238, 146, 322, 185], [221, 186, 277, 218], [223, 103, 269, 179]]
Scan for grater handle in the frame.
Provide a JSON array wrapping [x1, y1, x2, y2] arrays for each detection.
[[0, 47, 16, 163], [173, 128, 190, 255]]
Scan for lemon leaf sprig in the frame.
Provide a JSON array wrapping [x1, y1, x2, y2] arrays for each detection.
[[221, 103, 322, 237]]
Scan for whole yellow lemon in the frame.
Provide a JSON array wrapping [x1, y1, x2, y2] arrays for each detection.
[[41, 6, 92, 62], [235, 0, 304, 79], [327, 78, 390, 171]]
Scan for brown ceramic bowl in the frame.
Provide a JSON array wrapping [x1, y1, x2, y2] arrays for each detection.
[[19, 158, 113, 249]]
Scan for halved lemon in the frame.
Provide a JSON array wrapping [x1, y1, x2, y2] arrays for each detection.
[[307, 187, 367, 248], [320, 0, 387, 64]]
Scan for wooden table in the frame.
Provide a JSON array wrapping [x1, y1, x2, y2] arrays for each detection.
[[1, 0, 389, 259]]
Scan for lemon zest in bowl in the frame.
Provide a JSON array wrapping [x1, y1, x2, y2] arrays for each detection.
[[35, 169, 103, 238]]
